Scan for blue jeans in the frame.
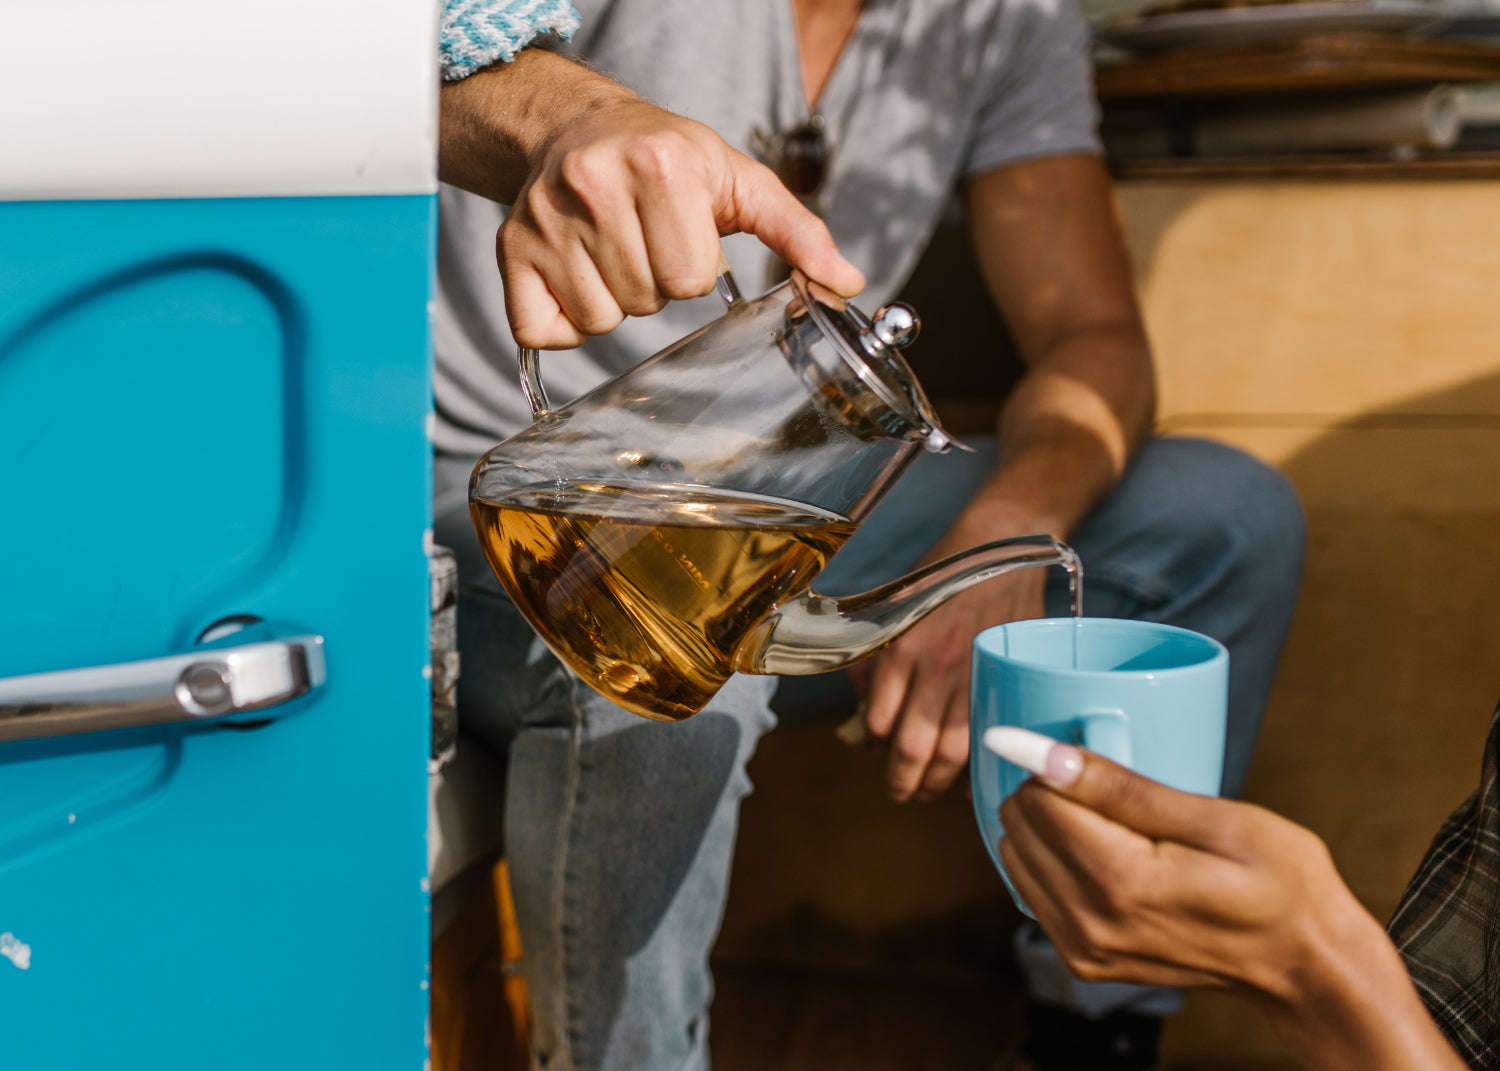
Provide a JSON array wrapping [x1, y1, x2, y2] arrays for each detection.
[[434, 435, 1305, 1067]]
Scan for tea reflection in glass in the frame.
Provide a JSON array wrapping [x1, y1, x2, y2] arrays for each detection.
[[471, 480, 855, 720]]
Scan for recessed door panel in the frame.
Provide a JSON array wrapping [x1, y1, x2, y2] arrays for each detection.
[[0, 256, 294, 673], [0, 196, 433, 1069]]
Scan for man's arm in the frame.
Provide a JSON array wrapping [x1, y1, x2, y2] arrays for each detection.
[[963, 153, 1154, 542], [438, 48, 864, 349], [860, 152, 1154, 802]]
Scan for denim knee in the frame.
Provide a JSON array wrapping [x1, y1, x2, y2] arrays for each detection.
[[1098, 437, 1306, 605], [1153, 437, 1305, 594]]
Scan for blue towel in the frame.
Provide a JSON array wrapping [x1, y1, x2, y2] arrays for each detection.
[[441, 0, 580, 81]]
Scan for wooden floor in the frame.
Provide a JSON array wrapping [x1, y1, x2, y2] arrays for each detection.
[[709, 959, 1305, 1071], [710, 960, 1025, 1071], [433, 860, 1302, 1071]]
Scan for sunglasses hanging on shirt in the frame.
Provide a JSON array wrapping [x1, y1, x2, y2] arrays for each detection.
[[753, 113, 831, 285], [753, 113, 830, 204]]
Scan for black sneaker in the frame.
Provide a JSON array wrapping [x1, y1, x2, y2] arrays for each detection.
[[1015, 1002, 1163, 1071]]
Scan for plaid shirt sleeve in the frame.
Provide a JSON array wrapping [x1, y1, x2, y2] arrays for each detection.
[[1389, 701, 1500, 1068]]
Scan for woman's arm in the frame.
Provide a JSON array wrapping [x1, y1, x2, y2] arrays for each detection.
[[988, 728, 1468, 1071]]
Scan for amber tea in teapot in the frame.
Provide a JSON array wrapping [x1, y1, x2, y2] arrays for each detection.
[[473, 479, 855, 721]]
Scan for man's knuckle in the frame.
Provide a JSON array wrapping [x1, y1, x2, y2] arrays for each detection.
[[558, 148, 613, 202], [892, 737, 929, 765], [656, 272, 714, 300], [627, 292, 670, 316], [510, 319, 551, 350], [574, 306, 624, 336], [931, 640, 966, 675], [935, 732, 969, 767], [605, 271, 656, 310], [496, 220, 529, 263], [516, 181, 559, 225], [626, 132, 690, 184]]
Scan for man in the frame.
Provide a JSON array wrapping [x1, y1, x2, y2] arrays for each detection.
[[434, 2, 1305, 1068]]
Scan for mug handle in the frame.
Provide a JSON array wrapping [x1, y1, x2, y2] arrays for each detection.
[[1077, 708, 1132, 768], [517, 252, 744, 422]]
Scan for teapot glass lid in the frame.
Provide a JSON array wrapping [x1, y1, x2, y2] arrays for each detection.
[[789, 271, 963, 454]]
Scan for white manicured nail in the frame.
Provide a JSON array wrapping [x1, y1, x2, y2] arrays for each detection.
[[982, 726, 1083, 788]]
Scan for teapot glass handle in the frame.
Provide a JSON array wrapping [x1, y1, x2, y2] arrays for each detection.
[[517, 253, 744, 422]]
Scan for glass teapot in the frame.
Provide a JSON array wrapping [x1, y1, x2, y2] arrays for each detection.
[[470, 262, 1077, 722]]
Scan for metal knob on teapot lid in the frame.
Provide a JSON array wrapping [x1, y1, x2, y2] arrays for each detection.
[[778, 271, 966, 454], [870, 302, 920, 349]]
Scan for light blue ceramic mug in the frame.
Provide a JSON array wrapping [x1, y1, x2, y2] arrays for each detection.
[[969, 617, 1229, 915]]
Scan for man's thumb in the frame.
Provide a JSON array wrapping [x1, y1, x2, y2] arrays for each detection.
[[983, 726, 1225, 848], [722, 154, 865, 297]]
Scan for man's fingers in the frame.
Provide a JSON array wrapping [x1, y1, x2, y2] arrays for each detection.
[[635, 172, 722, 302], [585, 212, 670, 318], [496, 98, 863, 346], [499, 253, 587, 351], [529, 246, 627, 342], [914, 701, 970, 801], [909, 676, 970, 800], [885, 708, 938, 802], [984, 726, 1232, 851], [883, 653, 969, 802], [867, 648, 945, 801], [861, 654, 908, 740], [722, 152, 864, 297]]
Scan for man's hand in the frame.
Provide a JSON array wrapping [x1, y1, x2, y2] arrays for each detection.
[[440, 49, 863, 349], [855, 508, 1054, 803], [989, 731, 1467, 1071]]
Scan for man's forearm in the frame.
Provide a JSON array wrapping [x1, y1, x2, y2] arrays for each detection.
[[959, 155, 1157, 544], [438, 47, 636, 206], [959, 326, 1155, 542]]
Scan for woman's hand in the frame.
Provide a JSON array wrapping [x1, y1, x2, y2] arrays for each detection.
[[987, 727, 1467, 1071], [440, 49, 863, 349], [995, 726, 1342, 995]]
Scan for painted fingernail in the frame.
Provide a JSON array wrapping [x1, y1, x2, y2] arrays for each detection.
[[982, 727, 1083, 789]]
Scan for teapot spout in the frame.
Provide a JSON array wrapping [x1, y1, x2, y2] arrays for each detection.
[[732, 534, 1080, 676]]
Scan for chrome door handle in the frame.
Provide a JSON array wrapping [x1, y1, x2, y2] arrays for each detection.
[[0, 623, 325, 743]]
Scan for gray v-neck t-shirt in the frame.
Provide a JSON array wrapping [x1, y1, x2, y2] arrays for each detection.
[[433, 0, 1100, 508]]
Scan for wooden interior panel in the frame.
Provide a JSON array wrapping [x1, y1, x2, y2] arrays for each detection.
[[1121, 181, 1500, 421], [717, 721, 1018, 968]]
